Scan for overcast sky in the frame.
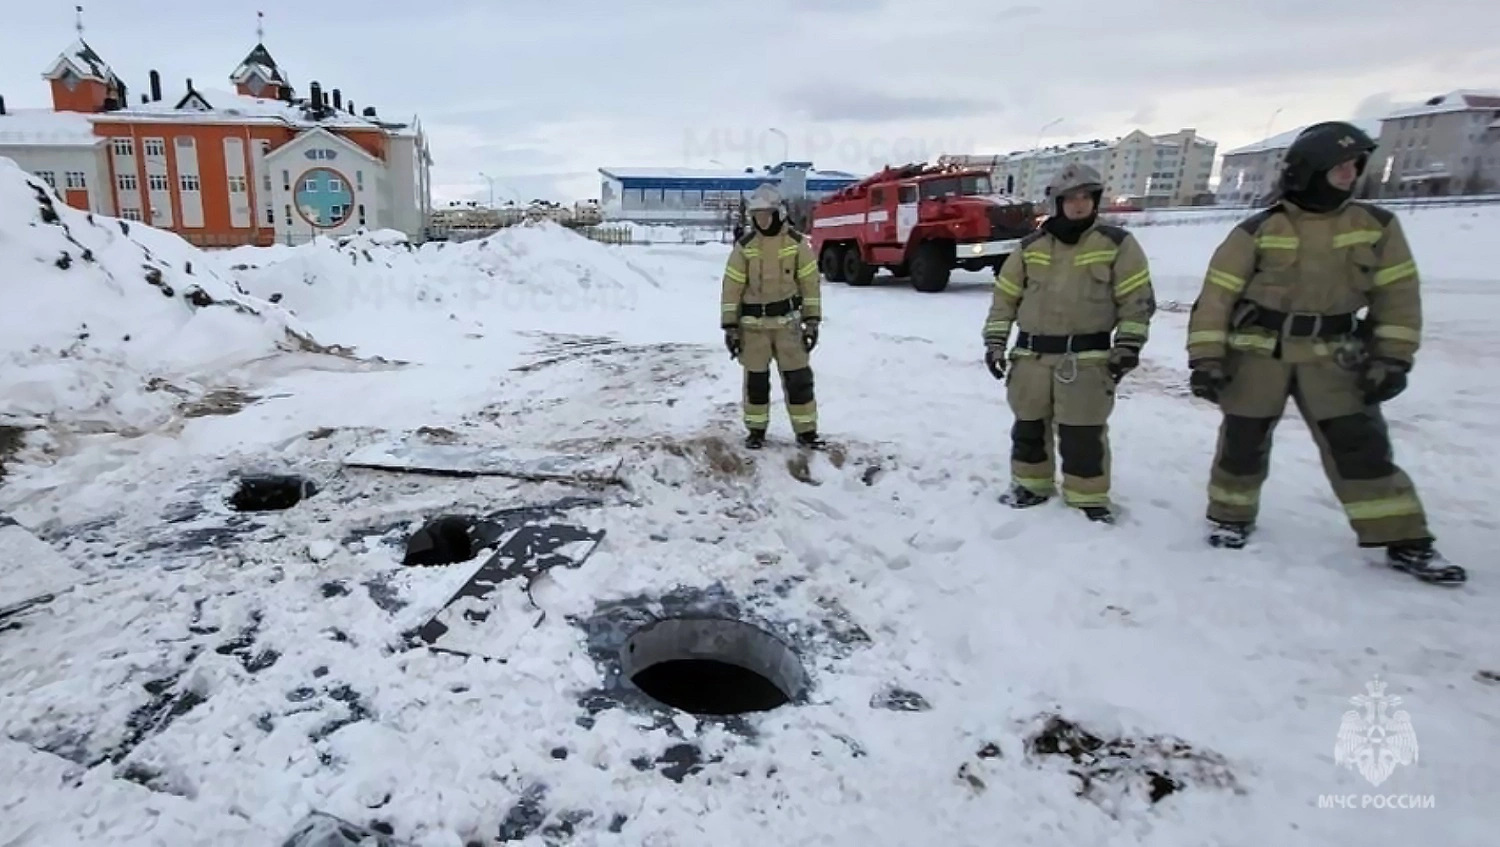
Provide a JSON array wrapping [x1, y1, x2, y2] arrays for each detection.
[[2, 0, 1497, 204]]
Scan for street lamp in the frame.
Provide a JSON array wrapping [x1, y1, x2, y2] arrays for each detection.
[[479, 172, 497, 207], [767, 127, 789, 165], [1263, 106, 1284, 144]]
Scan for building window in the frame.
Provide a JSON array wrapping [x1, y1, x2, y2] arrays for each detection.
[[282, 170, 291, 190], [143, 138, 165, 157], [112, 138, 134, 156], [284, 204, 292, 224], [175, 136, 195, 149], [120, 208, 143, 221], [36, 170, 56, 187], [65, 171, 87, 189], [328, 204, 345, 220], [148, 174, 170, 192], [117, 173, 138, 191], [228, 175, 248, 193], [327, 178, 343, 193], [265, 207, 275, 225], [263, 173, 272, 192], [356, 170, 364, 191], [180, 174, 201, 191], [358, 204, 366, 225]]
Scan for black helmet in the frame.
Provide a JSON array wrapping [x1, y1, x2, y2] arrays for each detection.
[[1279, 121, 1378, 193]]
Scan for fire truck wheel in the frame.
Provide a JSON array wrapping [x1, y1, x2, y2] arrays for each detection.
[[910, 242, 951, 293], [820, 244, 847, 282], [843, 249, 876, 287]]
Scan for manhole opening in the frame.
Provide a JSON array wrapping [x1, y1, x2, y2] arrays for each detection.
[[403, 516, 476, 567], [228, 475, 316, 512], [622, 617, 805, 716]]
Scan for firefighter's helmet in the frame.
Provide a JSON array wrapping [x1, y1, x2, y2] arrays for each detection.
[[1279, 121, 1378, 193], [747, 183, 783, 211], [1047, 163, 1104, 198]]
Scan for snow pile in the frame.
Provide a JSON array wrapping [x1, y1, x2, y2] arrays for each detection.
[[615, 221, 731, 244], [224, 221, 671, 355], [0, 157, 314, 434]]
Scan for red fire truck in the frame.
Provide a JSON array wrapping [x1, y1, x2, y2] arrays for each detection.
[[808, 162, 1037, 293]]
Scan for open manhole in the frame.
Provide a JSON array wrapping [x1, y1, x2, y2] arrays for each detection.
[[228, 474, 317, 512], [402, 516, 477, 567], [622, 617, 806, 716]]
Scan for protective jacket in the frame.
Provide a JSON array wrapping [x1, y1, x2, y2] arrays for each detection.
[[1186, 201, 1421, 366], [720, 228, 821, 330], [984, 224, 1155, 355]]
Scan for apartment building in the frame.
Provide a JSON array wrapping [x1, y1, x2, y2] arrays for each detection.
[[1216, 119, 1384, 206], [943, 128, 1216, 207], [1367, 90, 1500, 197], [0, 34, 433, 246]]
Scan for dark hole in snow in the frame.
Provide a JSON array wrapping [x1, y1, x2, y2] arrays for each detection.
[[402, 515, 476, 566], [622, 617, 805, 716], [56, 251, 72, 269], [228, 475, 316, 512]]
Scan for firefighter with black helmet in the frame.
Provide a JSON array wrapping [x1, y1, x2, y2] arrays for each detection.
[[720, 183, 824, 449], [982, 163, 1156, 523], [1185, 120, 1465, 584]]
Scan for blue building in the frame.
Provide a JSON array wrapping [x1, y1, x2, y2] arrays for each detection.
[[598, 161, 860, 224]]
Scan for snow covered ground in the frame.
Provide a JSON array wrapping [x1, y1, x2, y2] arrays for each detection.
[[2, 163, 1497, 846]]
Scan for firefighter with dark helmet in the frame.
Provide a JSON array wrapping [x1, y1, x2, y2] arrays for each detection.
[[981, 163, 1156, 523], [1185, 120, 1465, 585], [720, 183, 824, 449]]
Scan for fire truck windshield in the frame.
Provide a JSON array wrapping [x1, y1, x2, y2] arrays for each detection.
[[919, 175, 993, 199]]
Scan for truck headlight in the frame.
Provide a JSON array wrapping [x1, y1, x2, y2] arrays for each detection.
[[971, 244, 985, 255]]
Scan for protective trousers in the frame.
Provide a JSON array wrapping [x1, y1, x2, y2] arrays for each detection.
[[1206, 354, 1430, 546], [739, 324, 816, 435], [1007, 354, 1115, 507]]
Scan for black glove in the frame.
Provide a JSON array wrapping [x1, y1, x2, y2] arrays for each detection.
[[1359, 357, 1410, 404], [801, 319, 819, 352], [1189, 358, 1229, 403], [984, 346, 1007, 380], [723, 326, 741, 359], [1107, 345, 1140, 383]]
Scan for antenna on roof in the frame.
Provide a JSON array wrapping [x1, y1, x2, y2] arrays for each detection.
[[75, 4, 84, 36], [256, 10, 264, 42]]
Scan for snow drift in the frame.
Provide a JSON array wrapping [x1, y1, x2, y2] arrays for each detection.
[[224, 223, 665, 327], [0, 157, 315, 434]]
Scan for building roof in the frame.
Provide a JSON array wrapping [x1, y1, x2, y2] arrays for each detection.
[[1385, 90, 1500, 120], [42, 38, 115, 83], [599, 165, 860, 182], [230, 43, 287, 85], [93, 85, 393, 132], [1224, 118, 1383, 157], [0, 108, 102, 147]]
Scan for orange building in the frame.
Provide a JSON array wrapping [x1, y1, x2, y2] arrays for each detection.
[[0, 36, 433, 247]]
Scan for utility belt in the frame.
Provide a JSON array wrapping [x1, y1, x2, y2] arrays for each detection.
[[739, 295, 802, 318], [1013, 330, 1113, 354], [1235, 302, 1361, 339]]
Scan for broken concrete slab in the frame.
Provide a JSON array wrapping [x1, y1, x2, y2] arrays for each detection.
[[344, 436, 624, 485], [406, 500, 606, 661], [280, 811, 413, 847], [0, 513, 76, 611]]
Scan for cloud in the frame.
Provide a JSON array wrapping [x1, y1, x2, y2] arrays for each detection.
[[787, 87, 1000, 123]]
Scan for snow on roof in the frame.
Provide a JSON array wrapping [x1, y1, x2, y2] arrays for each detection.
[[1224, 119, 1383, 157], [1385, 90, 1500, 120], [230, 43, 286, 85], [0, 108, 101, 147], [96, 87, 385, 131], [43, 38, 114, 83]]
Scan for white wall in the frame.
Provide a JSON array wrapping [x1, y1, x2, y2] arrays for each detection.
[[265, 129, 383, 241], [0, 144, 114, 214]]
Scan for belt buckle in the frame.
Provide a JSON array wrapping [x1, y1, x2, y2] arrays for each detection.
[[1282, 312, 1321, 338]]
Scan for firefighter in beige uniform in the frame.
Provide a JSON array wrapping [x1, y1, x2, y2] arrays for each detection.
[[1186, 120, 1464, 584], [982, 164, 1155, 523], [720, 184, 824, 449]]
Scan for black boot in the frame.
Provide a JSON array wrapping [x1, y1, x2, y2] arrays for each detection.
[[1387, 539, 1466, 585], [745, 430, 766, 449], [795, 431, 824, 449], [1208, 519, 1252, 549], [998, 485, 1050, 508], [1081, 506, 1114, 524]]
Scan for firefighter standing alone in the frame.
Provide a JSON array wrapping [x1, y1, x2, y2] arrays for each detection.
[[982, 163, 1156, 523], [720, 184, 824, 449], [1186, 120, 1465, 585]]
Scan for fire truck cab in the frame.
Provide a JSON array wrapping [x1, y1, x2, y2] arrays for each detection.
[[809, 163, 1037, 293]]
